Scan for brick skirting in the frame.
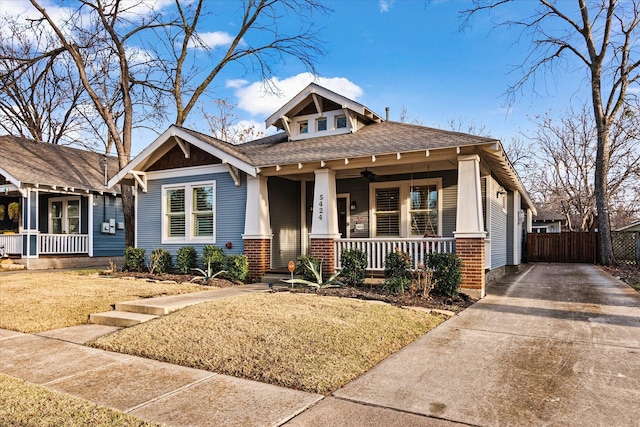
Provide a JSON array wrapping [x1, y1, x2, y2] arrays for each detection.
[[310, 238, 335, 279], [244, 239, 271, 282], [455, 237, 485, 299]]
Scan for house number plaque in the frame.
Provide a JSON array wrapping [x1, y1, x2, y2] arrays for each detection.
[[317, 194, 324, 221]]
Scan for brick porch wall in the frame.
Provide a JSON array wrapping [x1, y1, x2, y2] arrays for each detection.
[[310, 238, 335, 279], [456, 237, 485, 299], [244, 239, 271, 282]]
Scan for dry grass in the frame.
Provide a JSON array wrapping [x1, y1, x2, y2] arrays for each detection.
[[0, 374, 159, 427], [0, 271, 203, 333], [89, 292, 445, 394]]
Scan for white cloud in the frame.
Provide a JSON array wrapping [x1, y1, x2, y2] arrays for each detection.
[[226, 79, 249, 89], [231, 72, 364, 117], [379, 0, 394, 13], [194, 31, 236, 49]]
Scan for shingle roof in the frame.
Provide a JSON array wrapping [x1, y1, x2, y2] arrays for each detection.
[[237, 121, 498, 167], [533, 209, 565, 222], [0, 135, 120, 193]]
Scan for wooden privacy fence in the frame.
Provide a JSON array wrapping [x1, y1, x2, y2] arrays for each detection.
[[527, 232, 599, 264]]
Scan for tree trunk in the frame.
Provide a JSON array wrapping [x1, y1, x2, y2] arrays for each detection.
[[594, 129, 615, 265], [120, 184, 135, 248]]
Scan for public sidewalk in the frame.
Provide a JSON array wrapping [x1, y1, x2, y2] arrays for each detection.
[[1, 264, 639, 426]]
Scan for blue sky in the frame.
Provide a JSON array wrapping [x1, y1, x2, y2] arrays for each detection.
[[1, 0, 594, 155], [172, 0, 593, 157]]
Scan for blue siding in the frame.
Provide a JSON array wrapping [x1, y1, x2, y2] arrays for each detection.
[[137, 171, 246, 263], [490, 177, 507, 268], [93, 194, 126, 257]]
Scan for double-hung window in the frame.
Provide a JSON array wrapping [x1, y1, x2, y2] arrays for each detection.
[[371, 179, 441, 237], [50, 197, 81, 234], [163, 182, 215, 243]]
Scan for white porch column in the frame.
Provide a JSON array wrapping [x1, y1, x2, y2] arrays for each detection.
[[454, 155, 486, 238], [309, 169, 339, 279], [242, 175, 272, 282], [309, 169, 340, 239], [88, 194, 94, 257], [526, 208, 533, 233], [242, 175, 272, 238], [454, 154, 487, 300], [510, 191, 521, 265]]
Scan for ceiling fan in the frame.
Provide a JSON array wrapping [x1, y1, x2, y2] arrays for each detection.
[[360, 168, 377, 182]]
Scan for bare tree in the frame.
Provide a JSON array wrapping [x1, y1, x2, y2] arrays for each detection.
[[201, 99, 265, 144], [398, 105, 423, 125], [0, 18, 89, 147], [23, 0, 171, 246], [462, 0, 640, 264], [151, 0, 329, 126], [526, 106, 639, 232]]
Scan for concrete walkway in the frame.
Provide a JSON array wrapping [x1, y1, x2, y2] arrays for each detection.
[[1, 264, 639, 426]]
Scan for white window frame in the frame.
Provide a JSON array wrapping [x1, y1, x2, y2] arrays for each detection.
[[369, 178, 442, 238], [49, 196, 81, 234], [161, 181, 216, 244]]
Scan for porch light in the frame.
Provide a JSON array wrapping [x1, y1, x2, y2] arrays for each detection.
[[350, 201, 357, 211], [496, 187, 507, 198]]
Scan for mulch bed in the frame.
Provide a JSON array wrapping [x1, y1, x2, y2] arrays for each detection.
[[104, 271, 236, 288], [106, 271, 475, 312], [273, 285, 475, 313]]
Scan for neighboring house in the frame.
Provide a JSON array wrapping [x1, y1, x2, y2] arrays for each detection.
[[0, 135, 125, 269], [109, 83, 536, 298], [615, 220, 640, 232], [532, 209, 565, 233]]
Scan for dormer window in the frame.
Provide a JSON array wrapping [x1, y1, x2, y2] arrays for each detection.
[[317, 117, 327, 131], [299, 121, 309, 134], [336, 115, 347, 129]]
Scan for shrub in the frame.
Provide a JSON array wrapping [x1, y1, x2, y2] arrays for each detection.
[[201, 245, 226, 272], [176, 246, 197, 274], [340, 248, 367, 287], [427, 252, 462, 297], [226, 254, 249, 282], [383, 249, 412, 295], [150, 248, 172, 274], [294, 255, 321, 282], [124, 246, 145, 272]]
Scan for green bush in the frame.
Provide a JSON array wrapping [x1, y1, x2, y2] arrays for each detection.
[[383, 275, 410, 295], [176, 246, 197, 274], [201, 245, 226, 272], [340, 248, 367, 287], [124, 246, 145, 272], [150, 248, 172, 274], [294, 255, 321, 282], [383, 249, 412, 295], [427, 252, 462, 297], [227, 254, 249, 282]]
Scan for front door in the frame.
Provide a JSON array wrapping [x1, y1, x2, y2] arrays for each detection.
[[337, 196, 348, 238]]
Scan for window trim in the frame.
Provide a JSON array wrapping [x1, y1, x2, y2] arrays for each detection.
[[161, 181, 216, 244], [316, 117, 327, 132], [49, 196, 81, 234], [335, 115, 347, 129], [369, 178, 442, 238]]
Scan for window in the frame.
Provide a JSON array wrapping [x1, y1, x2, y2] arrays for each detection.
[[409, 185, 438, 236], [336, 115, 347, 129], [163, 182, 215, 242], [299, 121, 308, 134], [375, 187, 400, 236], [49, 197, 81, 234], [371, 179, 441, 237], [317, 117, 327, 131]]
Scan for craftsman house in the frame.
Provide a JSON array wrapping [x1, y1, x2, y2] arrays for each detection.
[[0, 135, 125, 269], [109, 83, 536, 298]]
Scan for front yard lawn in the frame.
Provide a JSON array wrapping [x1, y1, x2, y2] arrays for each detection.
[[0, 374, 158, 427], [0, 271, 203, 333], [89, 292, 445, 394]]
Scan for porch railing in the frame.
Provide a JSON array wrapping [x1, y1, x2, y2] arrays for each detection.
[[335, 237, 456, 271], [0, 234, 22, 255], [38, 234, 89, 255]]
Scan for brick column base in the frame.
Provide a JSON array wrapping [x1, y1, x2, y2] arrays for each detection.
[[244, 239, 271, 283], [310, 238, 336, 280], [456, 237, 485, 299]]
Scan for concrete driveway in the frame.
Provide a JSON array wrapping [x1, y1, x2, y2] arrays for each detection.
[[296, 264, 640, 426]]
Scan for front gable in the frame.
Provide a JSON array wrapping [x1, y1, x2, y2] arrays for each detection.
[[265, 83, 382, 141]]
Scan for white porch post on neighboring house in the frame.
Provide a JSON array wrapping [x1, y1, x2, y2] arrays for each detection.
[[88, 194, 94, 257], [454, 154, 487, 299], [309, 169, 340, 278], [242, 175, 272, 282]]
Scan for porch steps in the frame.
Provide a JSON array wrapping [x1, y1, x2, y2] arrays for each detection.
[[89, 310, 159, 327]]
